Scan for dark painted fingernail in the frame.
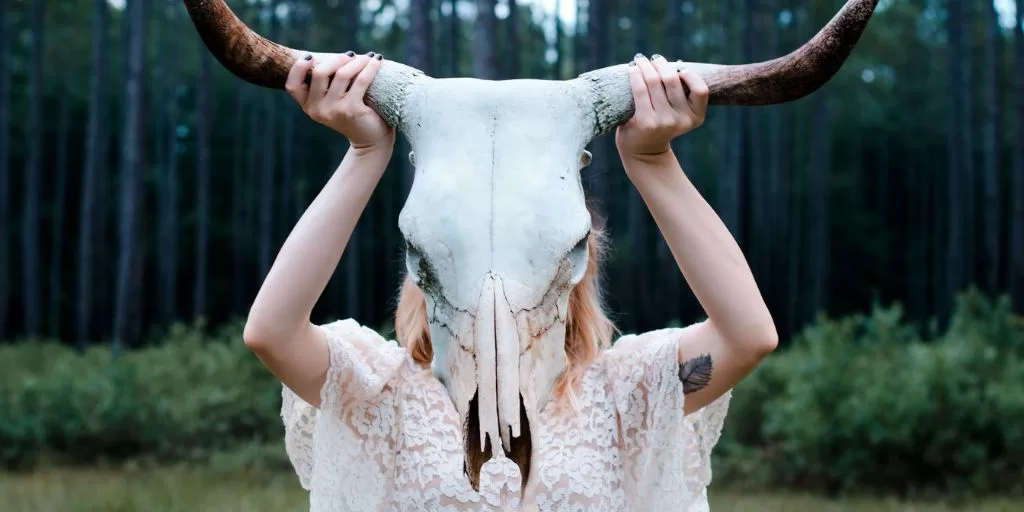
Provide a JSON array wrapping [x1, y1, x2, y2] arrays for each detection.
[[374, 53, 383, 61], [629, 61, 637, 67], [303, 54, 313, 61], [633, 53, 646, 61], [367, 51, 376, 58], [652, 54, 664, 61], [345, 50, 355, 57]]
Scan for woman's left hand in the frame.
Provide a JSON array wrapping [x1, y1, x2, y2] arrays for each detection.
[[615, 54, 710, 160]]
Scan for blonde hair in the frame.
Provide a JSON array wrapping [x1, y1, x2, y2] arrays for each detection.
[[394, 212, 615, 401]]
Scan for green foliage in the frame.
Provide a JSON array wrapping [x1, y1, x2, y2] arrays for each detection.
[[716, 290, 1024, 497], [3, 292, 1023, 498], [0, 321, 283, 471]]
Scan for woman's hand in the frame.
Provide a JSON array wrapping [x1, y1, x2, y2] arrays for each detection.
[[285, 51, 395, 154], [615, 54, 709, 161]]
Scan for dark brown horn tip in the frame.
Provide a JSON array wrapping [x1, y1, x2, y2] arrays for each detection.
[[182, 0, 298, 89], [575, 0, 880, 135]]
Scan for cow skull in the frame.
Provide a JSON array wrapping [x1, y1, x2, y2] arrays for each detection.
[[183, 0, 879, 485]]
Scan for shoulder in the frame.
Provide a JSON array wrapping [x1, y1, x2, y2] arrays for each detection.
[[317, 318, 415, 404], [319, 318, 407, 360], [599, 324, 700, 364]]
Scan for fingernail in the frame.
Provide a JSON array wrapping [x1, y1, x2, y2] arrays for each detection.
[[303, 53, 312, 61], [633, 53, 645, 61], [652, 54, 664, 61], [367, 51, 376, 58], [374, 53, 383, 61], [345, 50, 355, 57]]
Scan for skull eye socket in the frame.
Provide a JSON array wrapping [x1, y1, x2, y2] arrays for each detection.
[[567, 232, 590, 285]]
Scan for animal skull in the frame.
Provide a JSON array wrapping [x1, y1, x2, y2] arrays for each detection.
[[183, 0, 879, 485]]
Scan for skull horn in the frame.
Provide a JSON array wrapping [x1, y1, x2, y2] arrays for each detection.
[[575, 0, 880, 135], [181, 0, 428, 130]]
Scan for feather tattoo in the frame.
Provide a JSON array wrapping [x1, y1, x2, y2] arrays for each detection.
[[678, 354, 713, 394]]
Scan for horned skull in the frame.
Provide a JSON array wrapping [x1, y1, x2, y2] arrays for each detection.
[[183, 0, 878, 483]]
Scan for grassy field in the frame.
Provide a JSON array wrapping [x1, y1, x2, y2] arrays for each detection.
[[1, 468, 1021, 512]]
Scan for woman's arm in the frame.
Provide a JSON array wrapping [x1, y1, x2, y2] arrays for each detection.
[[243, 51, 394, 408], [616, 55, 778, 414]]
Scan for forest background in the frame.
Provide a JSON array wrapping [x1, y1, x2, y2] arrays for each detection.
[[1, 0, 1023, 509]]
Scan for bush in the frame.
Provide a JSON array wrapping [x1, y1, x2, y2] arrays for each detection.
[[2, 292, 1022, 497], [715, 290, 1024, 497], [0, 321, 284, 470]]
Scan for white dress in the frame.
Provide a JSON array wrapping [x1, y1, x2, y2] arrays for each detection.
[[281, 319, 732, 512]]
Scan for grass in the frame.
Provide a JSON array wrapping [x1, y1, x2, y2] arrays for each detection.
[[1, 468, 1022, 511]]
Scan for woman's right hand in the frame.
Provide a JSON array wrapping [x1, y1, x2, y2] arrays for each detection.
[[285, 51, 395, 153]]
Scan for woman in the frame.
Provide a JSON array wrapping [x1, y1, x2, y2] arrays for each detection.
[[243, 51, 777, 511]]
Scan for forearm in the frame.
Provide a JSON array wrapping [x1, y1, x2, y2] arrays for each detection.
[[624, 151, 777, 351], [246, 146, 391, 342]]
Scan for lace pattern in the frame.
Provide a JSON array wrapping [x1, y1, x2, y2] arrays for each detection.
[[280, 320, 732, 511]]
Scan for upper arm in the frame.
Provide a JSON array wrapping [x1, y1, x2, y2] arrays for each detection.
[[248, 319, 406, 410], [248, 322, 331, 408], [676, 319, 770, 414]]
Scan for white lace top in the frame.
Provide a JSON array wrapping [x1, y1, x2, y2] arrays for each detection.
[[281, 319, 732, 512]]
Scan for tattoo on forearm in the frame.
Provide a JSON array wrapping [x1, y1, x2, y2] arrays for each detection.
[[678, 354, 713, 394]]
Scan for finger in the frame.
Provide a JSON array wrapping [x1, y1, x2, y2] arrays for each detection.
[[285, 54, 314, 105], [342, 53, 383, 106], [309, 53, 352, 103], [679, 67, 710, 118], [636, 54, 671, 112], [655, 57, 687, 110], [628, 61, 655, 120], [328, 53, 373, 101]]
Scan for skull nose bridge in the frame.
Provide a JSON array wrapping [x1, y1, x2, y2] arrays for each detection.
[[473, 272, 523, 454]]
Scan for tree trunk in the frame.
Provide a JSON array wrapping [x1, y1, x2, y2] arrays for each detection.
[[0, 0, 12, 341], [980, 0, 1000, 293], [717, 0, 741, 235], [113, 0, 150, 354], [194, 49, 212, 319], [232, 81, 248, 311], [48, 86, 73, 338], [553, 0, 563, 79], [449, 0, 461, 76], [1011, 0, 1024, 310], [21, 0, 46, 336], [157, 2, 181, 325], [506, 0, 519, 79], [960, 0, 976, 290], [766, 0, 783, 301], [945, 0, 965, 314], [808, 98, 831, 317], [76, 0, 110, 347], [474, 0, 498, 79]]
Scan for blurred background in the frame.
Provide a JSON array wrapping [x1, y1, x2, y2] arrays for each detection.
[[1, 0, 1023, 510]]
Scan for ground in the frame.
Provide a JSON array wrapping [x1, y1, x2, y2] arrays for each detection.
[[0, 468, 1020, 512]]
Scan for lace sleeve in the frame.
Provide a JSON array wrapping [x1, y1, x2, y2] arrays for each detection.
[[280, 319, 406, 490], [602, 326, 732, 511], [683, 389, 732, 496]]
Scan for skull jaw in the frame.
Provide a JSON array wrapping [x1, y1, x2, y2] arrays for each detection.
[[427, 276, 572, 492]]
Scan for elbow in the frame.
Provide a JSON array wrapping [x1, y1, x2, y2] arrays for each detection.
[[242, 310, 296, 354], [242, 318, 274, 353], [754, 323, 779, 358]]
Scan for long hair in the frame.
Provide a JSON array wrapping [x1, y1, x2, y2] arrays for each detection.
[[394, 208, 616, 401]]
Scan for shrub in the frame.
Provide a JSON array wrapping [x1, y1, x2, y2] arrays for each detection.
[[715, 291, 1024, 497], [0, 321, 283, 470], [1, 292, 1022, 497]]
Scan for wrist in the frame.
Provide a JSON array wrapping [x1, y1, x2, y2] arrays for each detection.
[[621, 149, 680, 185], [348, 141, 394, 162]]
